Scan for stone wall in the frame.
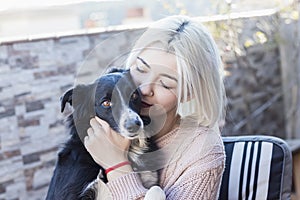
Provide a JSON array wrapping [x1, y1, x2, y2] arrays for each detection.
[[0, 13, 292, 199], [0, 29, 144, 200], [211, 14, 286, 138]]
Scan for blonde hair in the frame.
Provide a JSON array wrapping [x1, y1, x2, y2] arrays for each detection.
[[126, 15, 226, 127]]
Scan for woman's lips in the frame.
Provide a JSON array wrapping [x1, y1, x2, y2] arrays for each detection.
[[141, 101, 152, 108]]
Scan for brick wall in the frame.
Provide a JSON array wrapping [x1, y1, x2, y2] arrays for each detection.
[[0, 13, 287, 199], [0, 29, 144, 200]]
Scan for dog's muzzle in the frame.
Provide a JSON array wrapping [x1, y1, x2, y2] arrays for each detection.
[[124, 116, 142, 133], [120, 109, 144, 139]]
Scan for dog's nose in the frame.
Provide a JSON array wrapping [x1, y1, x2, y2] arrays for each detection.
[[125, 117, 142, 133]]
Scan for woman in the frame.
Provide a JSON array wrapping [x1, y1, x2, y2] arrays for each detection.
[[84, 15, 226, 199]]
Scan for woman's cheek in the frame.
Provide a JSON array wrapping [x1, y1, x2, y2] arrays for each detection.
[[129, 70, 139, 85], [159, 90, 178, 108]]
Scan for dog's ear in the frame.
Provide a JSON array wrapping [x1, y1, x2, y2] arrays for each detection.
[[60, 89, 73, 113]]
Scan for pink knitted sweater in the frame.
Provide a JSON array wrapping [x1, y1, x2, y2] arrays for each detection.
[[96, 124, 225, 200]]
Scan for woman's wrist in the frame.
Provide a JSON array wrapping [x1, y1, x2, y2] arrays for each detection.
[[105, 161, 131, 174], [106, 161, 133, 182]]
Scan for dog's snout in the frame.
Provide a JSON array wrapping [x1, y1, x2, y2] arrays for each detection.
[[134, 117, 142, 126], [125, 117, 143, 134], [120, 109, 144, 138]]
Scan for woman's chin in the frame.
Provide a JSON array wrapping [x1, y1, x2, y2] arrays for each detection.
[[140, 108, 150, 116], [141, 108, 164, 118]]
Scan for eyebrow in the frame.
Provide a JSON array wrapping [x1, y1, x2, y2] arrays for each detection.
[[137, 56, 150, 69], [137, 56, 178, 82]]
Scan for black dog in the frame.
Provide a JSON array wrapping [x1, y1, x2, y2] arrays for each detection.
[[46, 68, 159, 200]]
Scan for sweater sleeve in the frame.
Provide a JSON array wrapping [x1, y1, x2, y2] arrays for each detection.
[[165, 165, 224, 200], [97, 158, 224, 200], [97, 159, 224, 200], [105, 172, 148, 200]]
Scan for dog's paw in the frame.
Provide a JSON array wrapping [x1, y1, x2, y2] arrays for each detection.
[[144, 186, 166, 200]]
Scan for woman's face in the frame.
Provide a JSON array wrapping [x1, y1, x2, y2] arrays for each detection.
[[130, 48, 178, 118]]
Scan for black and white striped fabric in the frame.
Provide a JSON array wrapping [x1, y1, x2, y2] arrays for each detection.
[[219, 136, 292, 200]]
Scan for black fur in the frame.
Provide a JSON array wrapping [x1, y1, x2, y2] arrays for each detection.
[[46, 68, 144, 200]]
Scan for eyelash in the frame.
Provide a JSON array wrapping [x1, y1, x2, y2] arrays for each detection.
[[135, 63, 173, 89], [135, 64, 146, 73], [160, 80, 172, 89]]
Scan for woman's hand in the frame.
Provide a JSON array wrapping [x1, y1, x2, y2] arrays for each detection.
[[84, 116, 131, 171]]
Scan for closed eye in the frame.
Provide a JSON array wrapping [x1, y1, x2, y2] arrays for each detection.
[[135, 57, 150, 73], [160, 80, 172, 89], [135, 64, 146, 73]]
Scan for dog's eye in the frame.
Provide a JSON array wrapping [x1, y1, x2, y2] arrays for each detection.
[[101, 100, 112, 108]]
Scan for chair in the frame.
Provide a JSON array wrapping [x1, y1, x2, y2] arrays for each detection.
[[219, 135, 292, 200]]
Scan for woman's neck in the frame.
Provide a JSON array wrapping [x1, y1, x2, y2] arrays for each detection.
[[151, 114, 180, 140]]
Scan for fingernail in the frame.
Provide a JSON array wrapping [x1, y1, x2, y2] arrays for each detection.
[[90, 118, 95, 124], [95, 116, 102, 122]]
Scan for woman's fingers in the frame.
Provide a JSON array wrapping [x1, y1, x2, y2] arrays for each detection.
[[84, 116, 131, 167], [95, 116, 110, 133], [84, 127, 94, 146], [90, 117, 105, 138], [87, 127, 94, 136], [89, 116, 130, 146]]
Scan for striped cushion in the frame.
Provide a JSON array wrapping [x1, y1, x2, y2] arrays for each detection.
[[219, 136, 292, 200]]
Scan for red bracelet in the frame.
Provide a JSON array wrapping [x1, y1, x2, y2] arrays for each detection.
[[105, 161, 131, 175]]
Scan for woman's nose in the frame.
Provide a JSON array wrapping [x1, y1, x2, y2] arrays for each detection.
[[139, 83, 154, 97]]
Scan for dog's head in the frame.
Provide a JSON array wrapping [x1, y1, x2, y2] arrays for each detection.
[[61, 68, 144, 141]]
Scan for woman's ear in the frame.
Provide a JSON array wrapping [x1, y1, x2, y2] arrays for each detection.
[[60, 89, 73, 113]]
